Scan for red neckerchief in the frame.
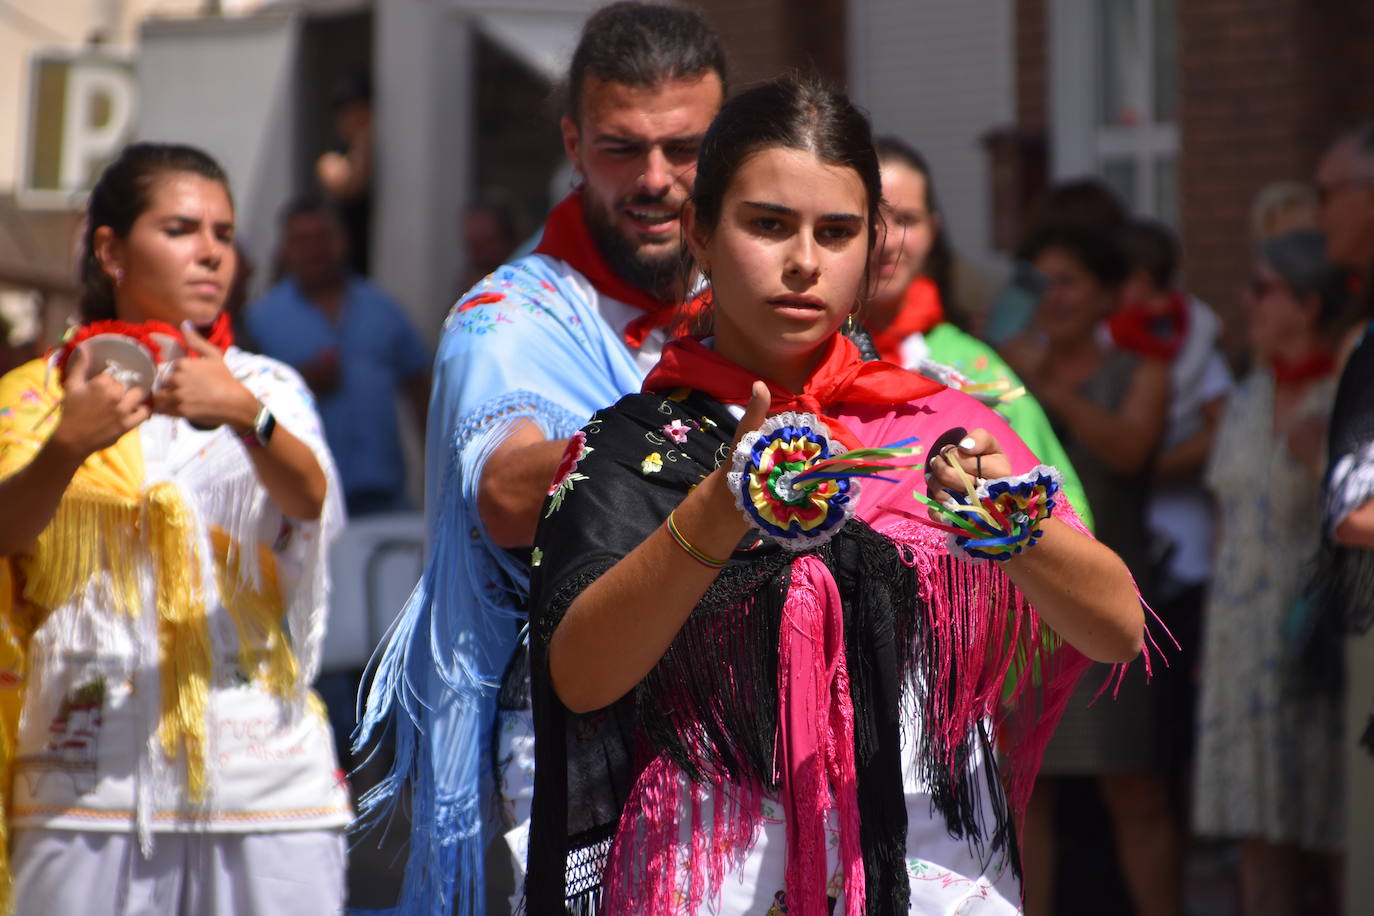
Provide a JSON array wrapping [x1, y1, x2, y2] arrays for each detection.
[[54, 312, 235, 381], [867, 275, 944, 364], [533, 191, 678, 348], [1272, 348, 1335, 385], [642, 333, 945, 450], [1347, 268, 1368, 301], [1107, 291, 1189, 361]]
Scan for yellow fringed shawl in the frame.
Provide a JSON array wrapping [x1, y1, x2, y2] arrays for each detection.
[[0, 358, 300, 911]]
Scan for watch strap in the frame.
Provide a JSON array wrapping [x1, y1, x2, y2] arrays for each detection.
[[240, 403, 276, 449]]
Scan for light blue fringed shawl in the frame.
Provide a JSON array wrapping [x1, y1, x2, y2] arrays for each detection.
[[352, 253, 652, 914]]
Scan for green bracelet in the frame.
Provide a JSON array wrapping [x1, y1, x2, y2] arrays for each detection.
[[665, 510, 729, 569]]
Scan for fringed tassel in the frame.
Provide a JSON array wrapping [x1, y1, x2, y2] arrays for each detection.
[[380, 791, 482, 916], [353, 401, 567, 916], [145, 482, 214, 803], [351, 558, 490, 916], [884, 514, 1095, 832], [283, 482, 338, 695], [211, 531, 298, 703], [601, 756, 762, 913], [777, 556, 865, 916], [24, 494, 141, 618], [0, 559, 32, 916]]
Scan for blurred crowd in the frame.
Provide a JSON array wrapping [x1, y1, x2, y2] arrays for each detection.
[[2, 2, 1372, 914]]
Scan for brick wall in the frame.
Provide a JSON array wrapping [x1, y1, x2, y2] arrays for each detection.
[[1177, 0, 1374, 357], [688, 0, 847, 92], [1015, 0, 1047, 135]]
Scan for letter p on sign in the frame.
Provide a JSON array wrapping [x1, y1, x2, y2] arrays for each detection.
[[22, 53, 137, 207]]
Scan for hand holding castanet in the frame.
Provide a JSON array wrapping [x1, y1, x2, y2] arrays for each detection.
[[924, 427, 1012, 504], [153, 322, 259, 432], [49, 345, 151, 460]]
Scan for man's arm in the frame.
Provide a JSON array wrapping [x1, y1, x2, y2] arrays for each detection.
[[476, 419, 571, 548], [1156, 395, 1226, 480]]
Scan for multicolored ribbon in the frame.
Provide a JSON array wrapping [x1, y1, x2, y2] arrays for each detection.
[[914, 458, 1061, 561], [728, 412, 923, 550], [913, 359, 1025, 406]]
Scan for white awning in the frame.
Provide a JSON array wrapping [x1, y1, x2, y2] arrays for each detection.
[[473, 11, 578, 81]]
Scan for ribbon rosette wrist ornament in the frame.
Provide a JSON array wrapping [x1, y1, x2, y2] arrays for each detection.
[[915, 461, 1062, 561], [728, 412, 922, 550]]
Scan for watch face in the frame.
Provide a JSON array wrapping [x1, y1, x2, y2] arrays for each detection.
[[256, 409, 277, 446], [77, 335, 157, 393]]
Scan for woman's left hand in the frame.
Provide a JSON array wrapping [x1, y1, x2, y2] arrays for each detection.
[[153, 322, 258, 431], [924, 428, 1013, 502]]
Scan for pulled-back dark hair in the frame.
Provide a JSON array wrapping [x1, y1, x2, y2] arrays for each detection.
[[691, 76, 882, 252], [1019, 223, 1130, 291], [1119, 218, 1180, 290], [874, 135, 958, 323], [565, 1, 726, 122], [1028, 178, 1128, 237], [80, 142, 231, 322]]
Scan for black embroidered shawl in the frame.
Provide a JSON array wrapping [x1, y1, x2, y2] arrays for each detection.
[[523, 389, 1086, 913], [1319, 320, 1374, 750]]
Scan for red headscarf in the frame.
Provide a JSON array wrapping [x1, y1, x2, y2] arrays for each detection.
[[534, 191, 680, 347], [867, 275, 944, 364], [642, 333, 945, 449]]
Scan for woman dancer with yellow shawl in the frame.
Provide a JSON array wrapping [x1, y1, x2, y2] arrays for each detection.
[[0, 144, 348, 914]]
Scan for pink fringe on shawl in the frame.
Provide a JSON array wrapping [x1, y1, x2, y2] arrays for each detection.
[[600, 553, 869, 915], [600, 388, 1167, 911], [601, 755, 763, 914], [874, 500, 1161, 817], [600, 499, 1161, 913], [775, 555, 865, 916]]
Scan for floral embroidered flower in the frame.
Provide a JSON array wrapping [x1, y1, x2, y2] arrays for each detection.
[[662, 420, 690, 444], [530, 547, 543, 567], [641, 452, 664, 475], [545, 431, 592, 516]]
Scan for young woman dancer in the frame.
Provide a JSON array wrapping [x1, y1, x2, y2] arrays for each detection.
[[523, 78, 1146, 914], [0, 143, 348, 914]]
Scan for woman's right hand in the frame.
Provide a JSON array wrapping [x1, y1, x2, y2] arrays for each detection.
[[694, 381, 773, 526], [49, 346, 151, 462]]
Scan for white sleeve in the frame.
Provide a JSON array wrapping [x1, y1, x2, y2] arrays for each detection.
[[230, 349, 345, 685], [1196, 353, 1234, 404]]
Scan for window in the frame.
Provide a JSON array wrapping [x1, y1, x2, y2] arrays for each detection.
[[1050, 0, 1179, 223]]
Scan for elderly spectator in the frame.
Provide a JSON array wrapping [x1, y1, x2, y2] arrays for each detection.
[[1193, 229, 1345, 916]]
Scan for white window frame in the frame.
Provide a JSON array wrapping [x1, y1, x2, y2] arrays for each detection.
[[1048, 0, 1179, 221]]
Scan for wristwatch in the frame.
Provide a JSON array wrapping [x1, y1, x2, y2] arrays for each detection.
[[241, 402, 277, 449]]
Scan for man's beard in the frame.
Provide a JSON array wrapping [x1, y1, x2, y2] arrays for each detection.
[[584, 195, 684, 302]]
